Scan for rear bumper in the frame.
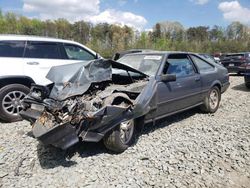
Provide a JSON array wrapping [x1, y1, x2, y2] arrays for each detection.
[[221, 61, 246, 73], [221, 82, 230, 93]]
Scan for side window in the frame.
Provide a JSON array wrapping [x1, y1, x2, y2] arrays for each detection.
[[64, 44, 95, 61], [24, 42, 61, 59], [0, 41, 25, 57], [190, 55, 214, 73], [165, 54, 195, 78]]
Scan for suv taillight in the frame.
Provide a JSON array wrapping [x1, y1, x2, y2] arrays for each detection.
[[246, 64, 250, 70], [239, 63, 247, 68], [240, 57, 246, 62]]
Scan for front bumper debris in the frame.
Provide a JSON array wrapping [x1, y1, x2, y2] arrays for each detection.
[[33, 121, 79, 150], [26, 104, 134, 150]]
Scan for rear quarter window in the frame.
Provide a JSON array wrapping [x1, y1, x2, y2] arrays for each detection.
[[0, 41, 25, 57], [63, 43, 95, 61], [190, 55, 215, 73], [24, 42, 62, 59]]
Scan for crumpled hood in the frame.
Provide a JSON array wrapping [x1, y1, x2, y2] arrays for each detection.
[[46, 59, 148, 101]]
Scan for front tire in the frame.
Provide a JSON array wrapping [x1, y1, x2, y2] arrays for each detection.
[[103, 118, 144, 153], [200, 86, 221, 113], [104, 119, 137, 153], [0, 84, 29, 122]]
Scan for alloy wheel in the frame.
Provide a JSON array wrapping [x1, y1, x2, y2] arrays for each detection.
[[209, 89, 219, 110], [2, 91, 26, 116], [119, 120, 135, 145]]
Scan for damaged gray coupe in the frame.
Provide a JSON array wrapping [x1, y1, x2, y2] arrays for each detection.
[[20, 52, 230, 152]]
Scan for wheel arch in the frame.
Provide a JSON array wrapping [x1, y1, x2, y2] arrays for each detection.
[[0, 76, 35, 89], [211, 80, 222, 92], [104, 92, 133, 106]]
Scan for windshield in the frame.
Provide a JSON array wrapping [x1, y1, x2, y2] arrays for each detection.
[[117, 54, 163, 76]]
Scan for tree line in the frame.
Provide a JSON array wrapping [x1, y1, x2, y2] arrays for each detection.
[[0, 11, 250, 58]]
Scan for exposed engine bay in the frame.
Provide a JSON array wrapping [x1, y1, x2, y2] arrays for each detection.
[[26, 79, 148, 126], [20, 59, 149, 149]]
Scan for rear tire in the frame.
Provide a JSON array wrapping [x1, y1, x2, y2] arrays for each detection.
[[0, 84, 29, 122], [200, 86, 221, 113], [245, 83, 250, 89]]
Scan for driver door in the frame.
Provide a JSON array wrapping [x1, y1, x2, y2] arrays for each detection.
[[156, 53, 202, 117]]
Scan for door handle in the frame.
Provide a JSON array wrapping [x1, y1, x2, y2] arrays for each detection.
[[26, 62, 39, 65], [195, 77, 201, 82], [176, 82, 182, 88]]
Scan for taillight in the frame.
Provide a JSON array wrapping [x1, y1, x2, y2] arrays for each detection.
[[240, 57, 246, 62], [239, 63, 247, 68]]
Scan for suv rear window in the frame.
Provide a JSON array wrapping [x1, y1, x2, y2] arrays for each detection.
[[0, 41, 25, 57], [64, 44, 95, 61], [24, 42, 61, 59], [225, 54, 244, 58]]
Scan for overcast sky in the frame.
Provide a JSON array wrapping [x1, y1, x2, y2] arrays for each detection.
[[0, 0, 250, 30]]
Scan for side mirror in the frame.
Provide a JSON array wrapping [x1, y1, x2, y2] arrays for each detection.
[[95, 53, 101, 59], [160, 74, 176, 82], [112, 53, 120, 61]]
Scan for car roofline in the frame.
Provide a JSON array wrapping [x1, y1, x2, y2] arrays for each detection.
[[121, 51, 197, 56], [0, 34, 97, 56], [0, 34, 75, 42], [224, 52, 250, 55]]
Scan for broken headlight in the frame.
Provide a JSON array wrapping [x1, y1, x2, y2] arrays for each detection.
[[30, 85, 50, 101]]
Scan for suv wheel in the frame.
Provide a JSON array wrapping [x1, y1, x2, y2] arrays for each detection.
[[0, 84, 29, 122]]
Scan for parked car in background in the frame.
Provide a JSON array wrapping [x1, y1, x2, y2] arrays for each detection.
[[0, 35, 100, 122], [20, 51, 229, 152], [214, 56, 221, 63], [220, 52, 250, 74], [213, 53, 223, 63]]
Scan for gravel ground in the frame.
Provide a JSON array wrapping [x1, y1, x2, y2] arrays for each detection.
[[0, 76, 249, 188]]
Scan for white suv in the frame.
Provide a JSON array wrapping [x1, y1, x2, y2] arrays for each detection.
[[0, 35, 100, 122]]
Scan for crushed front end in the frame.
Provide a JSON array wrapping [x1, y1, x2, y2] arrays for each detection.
[[20, 59, 149, 149]]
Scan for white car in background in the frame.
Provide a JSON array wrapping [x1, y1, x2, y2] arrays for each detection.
[[0, 35, 100, 122]]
